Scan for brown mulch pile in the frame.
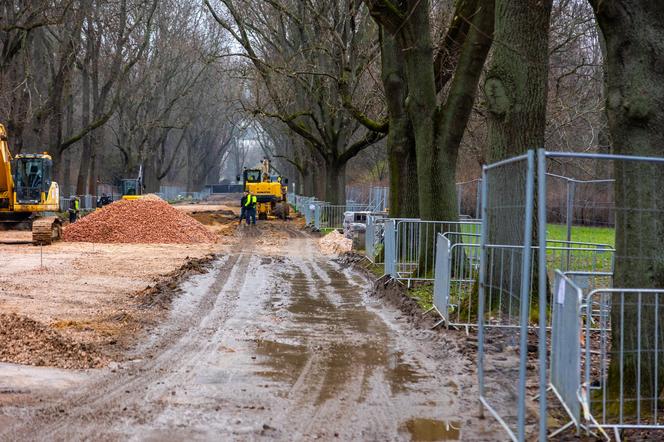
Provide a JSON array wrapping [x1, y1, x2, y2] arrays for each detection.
[[319, 230, 352, 255], [63, 198, 217, 244], [0, 313, 106, 369]]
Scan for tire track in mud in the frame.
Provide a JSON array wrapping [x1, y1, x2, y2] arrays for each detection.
[[255, 241, 409, 440]]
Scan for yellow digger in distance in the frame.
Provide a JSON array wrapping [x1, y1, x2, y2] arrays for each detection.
[[0, 123, 62, 244], [121, 165, 145, 200], [238, 158, 289, 220]]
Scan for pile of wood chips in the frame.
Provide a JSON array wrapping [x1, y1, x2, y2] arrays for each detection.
[[63, 198, 217, 244], [319, 229, 353, 255]]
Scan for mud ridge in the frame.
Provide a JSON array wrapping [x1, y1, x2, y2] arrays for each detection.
[[0, 313, 107, 369], [338, 251, 475, 352], [134, 253, 218, 309]]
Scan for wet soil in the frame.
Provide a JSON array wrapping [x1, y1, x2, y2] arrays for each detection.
[[0, 222, 498, 441]]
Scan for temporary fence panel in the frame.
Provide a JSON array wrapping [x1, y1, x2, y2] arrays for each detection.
[[365, 214, 386, 264], [384, 219, 396, 278], [477, 152, 536, 442], [545, 172, 615, 238], [432, 233, 451, 324], [317, 204, 368, 230], [549, 271, 584, 437], [435, 235, 612, 331], [392, 219, 481, 283], [578, 289, 664, 438]]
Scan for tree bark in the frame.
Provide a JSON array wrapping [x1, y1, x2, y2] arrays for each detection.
[[485, 0, 552, 160], [367, 0, 494, 222], [324, 160, 347, 206], [76, 12, 94, 195], [380, 30, 418, 218], [590, 0, 664, 413], [480, 0, 552, 327]]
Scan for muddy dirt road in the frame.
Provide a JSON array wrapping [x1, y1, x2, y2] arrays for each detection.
[[0, 223, 497, 441]]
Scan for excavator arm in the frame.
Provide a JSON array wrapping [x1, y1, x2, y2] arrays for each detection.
[[0, 124, 15, 209]]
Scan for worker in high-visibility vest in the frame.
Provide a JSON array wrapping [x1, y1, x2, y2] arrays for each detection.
[[68, 196, 80, 224], [247, 192, 257, 225]]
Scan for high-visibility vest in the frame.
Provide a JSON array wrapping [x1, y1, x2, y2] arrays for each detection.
[[244, 195, 256, 207]]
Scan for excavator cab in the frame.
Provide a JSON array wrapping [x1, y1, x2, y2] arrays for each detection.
[[121, 178, 140, 196], [121, 165, 144, 200], [12, 155, 52, 204], [243, 169, 262, 184]]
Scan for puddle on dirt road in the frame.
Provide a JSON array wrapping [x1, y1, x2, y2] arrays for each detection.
[[257, 265, 427, 401], [385, 352, 424, 393], [401, 418, 461, 441], [253, 339, 308, 383]]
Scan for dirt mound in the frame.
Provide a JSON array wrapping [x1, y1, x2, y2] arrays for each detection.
[[0, 313, 106, 369], [63, 198, 217, 244], [319, 230, 352, 255]]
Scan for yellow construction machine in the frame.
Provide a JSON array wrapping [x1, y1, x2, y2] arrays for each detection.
[[0, 123, 62, 244], [238, 158, 289, 220], [121, 165, 144, 200]]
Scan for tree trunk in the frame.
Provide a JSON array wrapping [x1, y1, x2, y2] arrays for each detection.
[[76, 35, 92, 196], [590, 0, 664, 413], [62, 91, 75, 194], [380, 30, 418, 218], [325, 160, 346, 205], [394, 0, 440, 221], [485, 0, 552, 161]]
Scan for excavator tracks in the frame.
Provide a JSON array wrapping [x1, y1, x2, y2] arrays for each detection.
[[32, 216, 62, 245]]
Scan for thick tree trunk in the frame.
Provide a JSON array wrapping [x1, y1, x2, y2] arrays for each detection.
[[380, 30, 418, 218], [324, 160, 346, 205], [76, 48, 92, 195], [394, 0, 441, 221], [591, 0, 664, 412], [62, 91, 75, 194], [485, 0, 552, 161], [482, 0, 551, 326]]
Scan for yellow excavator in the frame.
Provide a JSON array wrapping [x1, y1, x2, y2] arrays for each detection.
[[121, 165, 144, 200], [238, 158, 289, 220], [0, 123, 62, 244]]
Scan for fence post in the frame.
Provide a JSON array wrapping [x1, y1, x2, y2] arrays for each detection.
[[475, 180, 482, 219], [384, 219, 396, 278], [537, 148, 548, 442], [314, 203, 322, 229], [432, 234, 451, 324], [516, 150, 536, 442], [365, 215, 374, 260]]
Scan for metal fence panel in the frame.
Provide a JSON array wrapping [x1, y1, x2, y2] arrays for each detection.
[[550, 271, 583, 434], [393, 220, 481, 283], [384, 219, 396, 278], [433, 233, 451, 324], [581, 289, 664, 435], [478, 151, 535, 442]]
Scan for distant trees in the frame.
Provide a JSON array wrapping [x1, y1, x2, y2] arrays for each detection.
[[205, 0, 386, 204], [0, 0, 242, 195]]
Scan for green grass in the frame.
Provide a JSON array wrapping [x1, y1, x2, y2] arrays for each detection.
[[547, 223, 615, 246], [408, 284, 434, 311]]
